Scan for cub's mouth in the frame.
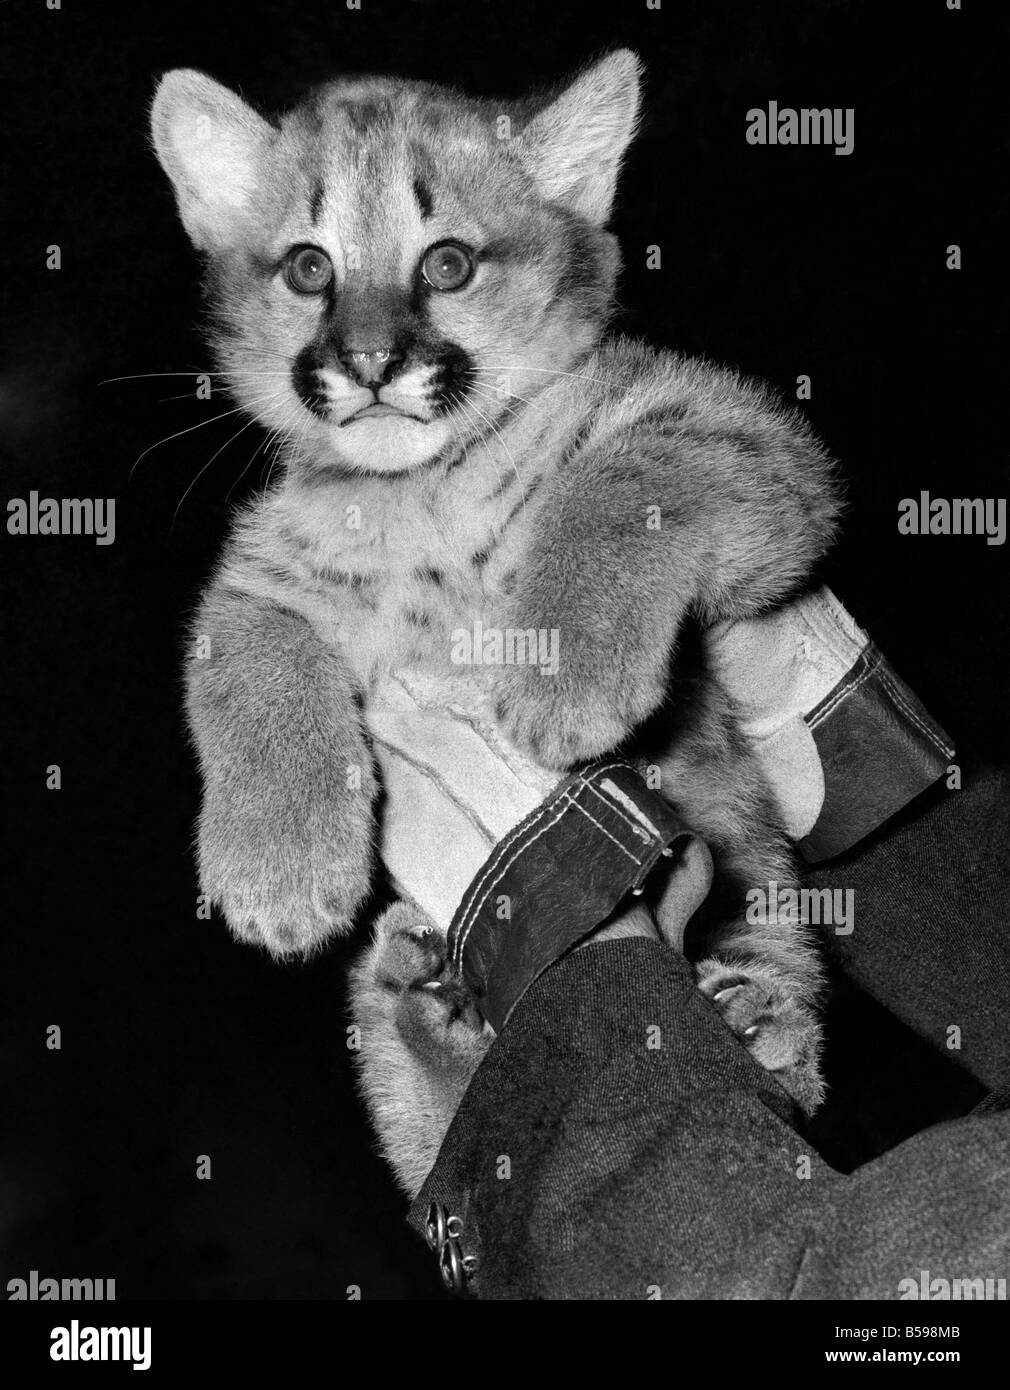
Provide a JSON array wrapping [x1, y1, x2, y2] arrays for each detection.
[[340, 402, 428, 427]]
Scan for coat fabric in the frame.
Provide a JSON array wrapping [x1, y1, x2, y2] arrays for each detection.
[[408, 766, 1010, 1299]]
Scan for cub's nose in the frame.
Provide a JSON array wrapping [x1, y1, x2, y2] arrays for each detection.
[[338, 346, 405, 389]]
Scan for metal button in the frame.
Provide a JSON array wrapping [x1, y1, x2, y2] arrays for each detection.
[[440, 1237, 464, 1292], [425, 1201, 447, 1252]]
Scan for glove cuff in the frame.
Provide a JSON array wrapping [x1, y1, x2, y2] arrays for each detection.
[[446, 760, 693, 1032]]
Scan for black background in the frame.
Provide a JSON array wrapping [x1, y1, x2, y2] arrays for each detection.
[[2, 0, 1004, 1299]]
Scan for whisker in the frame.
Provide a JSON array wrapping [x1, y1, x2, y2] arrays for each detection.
[[445, 392, 494, 480], [468, 377, 540, 411], [466, 383, 533, 433], [157, 392, 204, 404], [99, 372, 221, 385], [129, 387, 293, 482], [449, 395, 514, 522], [468, 379, 566, 460], [171, 390, 288, 526], [264, 407, 313, 498], [101, 372, 293, 408], [100, 345, 293, 391], [256, 430, 286, 497], [227, 345, 297, 366], [256, 400, 306, 497], [128, 403, 250, 482], [477, 363, 609, 388], [460, 395, 527, 525], [225, 417, 287, 508], [429, 407, 480, 568]]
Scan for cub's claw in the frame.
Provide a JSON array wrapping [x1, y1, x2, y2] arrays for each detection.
[[365, 905, 485, 1036], [696, 961, 825, 1114]]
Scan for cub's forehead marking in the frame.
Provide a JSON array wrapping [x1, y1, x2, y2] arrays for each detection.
[[304, 148, 437, 288], [413, 175, 434, 220], [274, 98, 504, 286]]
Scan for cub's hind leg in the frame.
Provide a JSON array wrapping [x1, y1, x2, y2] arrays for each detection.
[[652, 670, 826, 1114], [349, 902, 492, 1198]]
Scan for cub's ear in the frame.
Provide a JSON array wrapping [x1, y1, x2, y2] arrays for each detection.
[[521, 49, 642, 225], [150, 69, 276, 250]]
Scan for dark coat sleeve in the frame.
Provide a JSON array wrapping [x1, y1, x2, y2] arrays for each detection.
[[408, 939, 1010, 1299]]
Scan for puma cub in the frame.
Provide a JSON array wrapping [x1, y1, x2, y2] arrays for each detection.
[[151, 51, 840, 1195]]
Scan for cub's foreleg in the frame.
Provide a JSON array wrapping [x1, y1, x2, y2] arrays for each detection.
[[494, 394, 840, 770], [186, 583, 376, 956]]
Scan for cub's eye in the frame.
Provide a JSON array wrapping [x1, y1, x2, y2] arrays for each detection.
[[284, 245, 333, 295], [420, 241, 474, 292]]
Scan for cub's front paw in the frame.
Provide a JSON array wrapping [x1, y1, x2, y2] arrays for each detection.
[[198, 779, 374, 958], [492, 652, 665, 770], [696, 959, 825, 1114]]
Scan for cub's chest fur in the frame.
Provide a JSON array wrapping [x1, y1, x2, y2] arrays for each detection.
[[219, 443, 541, 686]]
